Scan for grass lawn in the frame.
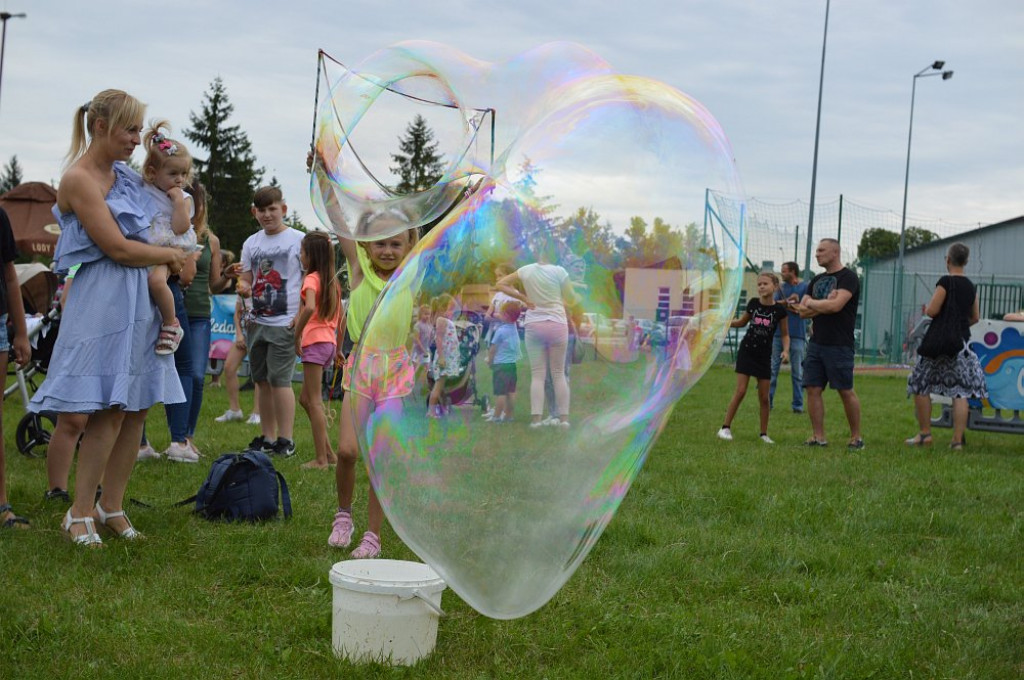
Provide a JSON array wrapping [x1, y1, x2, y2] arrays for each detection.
[[1, 363, 1021, 679]]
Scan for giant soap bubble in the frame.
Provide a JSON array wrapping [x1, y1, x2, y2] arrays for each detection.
[[312, 42, 746, 619]]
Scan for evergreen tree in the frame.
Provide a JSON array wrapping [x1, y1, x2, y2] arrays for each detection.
[[389, 115, 444, 194], [184, 78, 264, 252], [0, 155, 23, 194]]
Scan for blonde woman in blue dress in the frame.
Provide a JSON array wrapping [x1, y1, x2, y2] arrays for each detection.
[[29, 90, 187, 545]]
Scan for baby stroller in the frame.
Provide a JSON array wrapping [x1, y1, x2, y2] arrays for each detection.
[[4, 264, 62, 457], [427, 311, 489, 413]]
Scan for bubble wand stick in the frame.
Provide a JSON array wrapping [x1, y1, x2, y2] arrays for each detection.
[[309, 50, 324, 166]]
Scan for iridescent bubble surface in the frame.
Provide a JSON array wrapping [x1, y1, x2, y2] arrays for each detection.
[[315, 42, 746, 619]]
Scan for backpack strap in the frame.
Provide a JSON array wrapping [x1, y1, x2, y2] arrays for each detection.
[[276, 470, 292, 519]]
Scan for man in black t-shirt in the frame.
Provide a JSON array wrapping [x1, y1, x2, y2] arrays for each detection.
[[792, 238, 863, 449]]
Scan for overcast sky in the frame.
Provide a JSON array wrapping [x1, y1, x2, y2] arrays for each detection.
[[1, 0, 1021, 237]]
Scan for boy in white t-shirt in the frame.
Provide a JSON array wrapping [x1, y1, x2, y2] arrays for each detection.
[[236, 186, 304, 457]]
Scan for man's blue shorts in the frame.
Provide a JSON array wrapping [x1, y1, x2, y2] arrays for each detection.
[[802, 342, 854, 391]]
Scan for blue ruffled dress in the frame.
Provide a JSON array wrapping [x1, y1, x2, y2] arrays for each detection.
[[29, 162, 185, 414]]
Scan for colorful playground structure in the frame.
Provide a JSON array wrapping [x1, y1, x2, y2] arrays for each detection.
[[932, 319, 1024, 435]]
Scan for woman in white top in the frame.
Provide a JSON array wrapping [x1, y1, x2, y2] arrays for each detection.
[[497, 249, 579, 428]]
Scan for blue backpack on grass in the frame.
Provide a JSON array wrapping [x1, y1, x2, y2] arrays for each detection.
[[178, 451, 292, 522]]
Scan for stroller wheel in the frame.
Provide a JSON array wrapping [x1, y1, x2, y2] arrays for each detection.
[[16, 412, 55, 458]]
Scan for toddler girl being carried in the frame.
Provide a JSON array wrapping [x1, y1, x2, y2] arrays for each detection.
[[141, 120, 197, 354]]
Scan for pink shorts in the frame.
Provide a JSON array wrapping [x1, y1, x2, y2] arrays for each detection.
[[342, 346, 415, 403], [301, 342, 336, 367]]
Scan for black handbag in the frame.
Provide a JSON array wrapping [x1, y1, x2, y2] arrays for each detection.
[[917, 277, 965, 359]]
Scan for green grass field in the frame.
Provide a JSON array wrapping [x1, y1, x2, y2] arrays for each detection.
[[1, 363, 1021, 679]]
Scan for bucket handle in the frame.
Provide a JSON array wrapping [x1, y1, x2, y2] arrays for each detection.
[[408, 589, 446, 617]]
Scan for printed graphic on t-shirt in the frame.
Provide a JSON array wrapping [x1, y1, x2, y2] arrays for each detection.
[[812, 275, 838, 300], [742, 300, 785, 352], [252, 257, 288, 319]]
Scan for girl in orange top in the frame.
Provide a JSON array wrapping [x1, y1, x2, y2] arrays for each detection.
[[293, 232, 342, 469]]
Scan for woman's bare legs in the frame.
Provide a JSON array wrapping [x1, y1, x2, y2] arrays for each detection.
[[913, 394, 934, 436], [95, 410, 148, 535], [46, 413, 88, 492], [66, 409, 124, 539]]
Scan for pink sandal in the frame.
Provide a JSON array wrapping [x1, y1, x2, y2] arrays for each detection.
[[156, 321, 185, 355]]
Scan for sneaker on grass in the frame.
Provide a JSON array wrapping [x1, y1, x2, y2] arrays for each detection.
[[329, 510, 354, 548], [271, 437, 296, 457], [214, 409, 244, 423], [246, 435, 273, 453], [165, 441, 198, 463]]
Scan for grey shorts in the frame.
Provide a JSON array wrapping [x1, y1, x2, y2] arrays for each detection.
[[248, 323, 295, 387]]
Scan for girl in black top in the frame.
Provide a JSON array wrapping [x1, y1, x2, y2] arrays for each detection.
[[717, 272, 790, 444]]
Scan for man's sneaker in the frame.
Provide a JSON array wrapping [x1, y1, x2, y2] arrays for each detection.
[[44, 487, 71, 503], [716, 427, 733, 441], [481, 409, 494, 419], [760, 434, 775, 444], [137, 443, 161, 460], [165, 441, 199, 463], [246, 435, 273, 453], [214, 409, 244, 423], [328, 509, 354, 548], [246, 413, 261, 426], [541, 417, 561, 426], [271, 437, 296, 457]]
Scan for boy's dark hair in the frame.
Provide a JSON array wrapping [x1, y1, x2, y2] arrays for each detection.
[[947, 242, 970, 267], [253, 186, 284, 209], [782, 261, 799, 274]]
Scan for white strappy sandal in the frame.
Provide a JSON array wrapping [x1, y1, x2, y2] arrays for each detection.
[[95, 503, 142, 540], [62, 510, 103, 546]]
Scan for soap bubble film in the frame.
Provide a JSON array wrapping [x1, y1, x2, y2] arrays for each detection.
[[316, 42, 746, 619]]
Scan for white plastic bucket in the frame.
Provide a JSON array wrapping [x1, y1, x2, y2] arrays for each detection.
[[328, 559, 447, 665]]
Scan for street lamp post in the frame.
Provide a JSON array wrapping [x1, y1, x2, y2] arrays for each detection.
[[891, 60, 953, 360], [0, 11, 27, 116], [803, 0, 830, 277]]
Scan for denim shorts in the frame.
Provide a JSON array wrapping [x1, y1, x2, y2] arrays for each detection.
[[0, 313, 9, 353], [802, 342, 855, 391]]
